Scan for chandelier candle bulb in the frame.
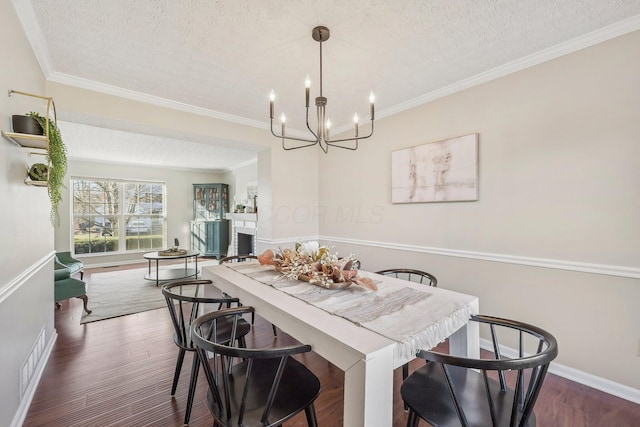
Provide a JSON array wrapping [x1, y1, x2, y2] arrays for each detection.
[[369, 91, 375, 120], [354, 113, 359, 137], [280, 113, 286, 136], [305, 75, 311, 107], [269, 90, 275, 119], [326, 119, 331, 139]]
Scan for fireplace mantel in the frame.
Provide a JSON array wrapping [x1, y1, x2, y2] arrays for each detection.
[[225, 213, 257, 222]]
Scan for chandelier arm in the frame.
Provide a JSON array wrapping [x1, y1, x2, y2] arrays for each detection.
[[270, 118, 318, 144], [325, 122, 374, 145], [318, 139, 329, 154], [325, 140, 358, 151], [305, 106, 320, 140], [282, 139, 320, 151]]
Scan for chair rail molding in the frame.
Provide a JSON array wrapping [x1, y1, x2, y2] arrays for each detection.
[[0, 250, 56, 304], [320, 236, 640, 280]]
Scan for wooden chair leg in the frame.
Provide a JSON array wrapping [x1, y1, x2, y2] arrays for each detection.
[[406, 409, 419, 427], [305, 403, 319, 427], [250, 309, 277, 336], [402, 363, 409, 410], [184, 352, 200, 424], [76, 295, 92, 314], [171, 348, 186, 395]]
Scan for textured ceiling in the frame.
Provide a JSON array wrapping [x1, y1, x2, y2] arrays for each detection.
[[14, 0, 640, 170]]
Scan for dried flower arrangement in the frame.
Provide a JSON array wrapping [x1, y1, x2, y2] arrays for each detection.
[[258, 241, 377, 291]]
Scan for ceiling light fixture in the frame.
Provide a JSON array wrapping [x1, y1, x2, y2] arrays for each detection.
[[269, 26, 375, 153]]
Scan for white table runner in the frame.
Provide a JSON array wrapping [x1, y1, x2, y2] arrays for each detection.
[[227, 262, 475, 361]]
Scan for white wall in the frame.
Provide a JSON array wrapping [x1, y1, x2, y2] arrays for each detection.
[[0, 2, 55, 426], [318, 31, 640, 393], [55, 160, 226, 267], [223, 159, 258, 210]]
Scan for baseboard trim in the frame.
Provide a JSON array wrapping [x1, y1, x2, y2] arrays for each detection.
[[479, 338, 639, 404], [82, 258, 152, 270], [10, 329, 58, 427]]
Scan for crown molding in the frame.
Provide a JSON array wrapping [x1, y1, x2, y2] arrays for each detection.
[[14, 1, 640, 132], [377, 14, 640, 120], [48, 72, 313, 139], [11, 0, 54, 76], [47, 72, 269, 129]]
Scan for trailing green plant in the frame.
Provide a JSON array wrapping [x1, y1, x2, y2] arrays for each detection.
[[28, 111, 67, 225]]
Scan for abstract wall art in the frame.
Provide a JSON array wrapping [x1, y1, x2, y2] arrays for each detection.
[[391, 133, 478, 203]]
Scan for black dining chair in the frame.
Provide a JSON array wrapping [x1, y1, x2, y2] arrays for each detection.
[[191, 306, 321, 427], [401, 314, 558, 427], [376, 268, 438, 386], [375, 268, 437, 287], [162, 279, 251, 425], [219, 254, 278, 336], [219, 254, 258, 263]]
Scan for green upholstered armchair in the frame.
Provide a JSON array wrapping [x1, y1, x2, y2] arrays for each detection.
[[55, 251, 84, 279], [54, 262, 91, 314]]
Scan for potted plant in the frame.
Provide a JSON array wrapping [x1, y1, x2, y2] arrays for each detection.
[[28, 162, 49, 182], [27, 111, 67, 225], [12, 114, 43, 135], [235, 204, 246, 213]]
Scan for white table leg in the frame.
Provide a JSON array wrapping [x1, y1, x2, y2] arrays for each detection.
[[343, 347, 394, 427], [449, 300, 480, 358]]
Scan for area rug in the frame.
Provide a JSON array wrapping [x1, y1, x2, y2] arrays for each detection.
[[80, 260, 219, 324]]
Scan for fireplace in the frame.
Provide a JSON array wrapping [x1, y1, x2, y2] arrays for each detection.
[[227, 213, 258, 256], [237, 231, 255, 255]]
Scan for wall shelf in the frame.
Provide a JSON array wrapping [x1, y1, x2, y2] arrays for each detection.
[[25, 179, 48, 187], [1, 130, 49, 149], [3, 90, 57, 186]]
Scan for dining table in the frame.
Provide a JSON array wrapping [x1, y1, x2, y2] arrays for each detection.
[[203, 262, 479, 427]]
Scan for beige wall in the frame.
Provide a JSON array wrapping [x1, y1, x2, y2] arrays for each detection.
[[318, 31, 640, 391], [46, 83, 321, 244], [0, 2, 55, 426], [3, 3, 638, 424]]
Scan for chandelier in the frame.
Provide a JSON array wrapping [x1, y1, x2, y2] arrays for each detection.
[[269, 26, 375, 153]]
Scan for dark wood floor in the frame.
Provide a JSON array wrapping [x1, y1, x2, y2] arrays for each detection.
[[23, 264, 639, 426]]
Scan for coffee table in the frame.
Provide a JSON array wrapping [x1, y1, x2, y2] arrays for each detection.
[[143, 250, 200, 286]]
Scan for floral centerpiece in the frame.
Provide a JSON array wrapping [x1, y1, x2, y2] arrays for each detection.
[[258, 241, 377, 291]]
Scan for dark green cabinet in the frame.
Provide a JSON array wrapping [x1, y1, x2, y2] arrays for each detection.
[[190, 183, 230, 258]]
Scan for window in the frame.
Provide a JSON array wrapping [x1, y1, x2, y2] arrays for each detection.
[[72, 178, 166, 255]]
